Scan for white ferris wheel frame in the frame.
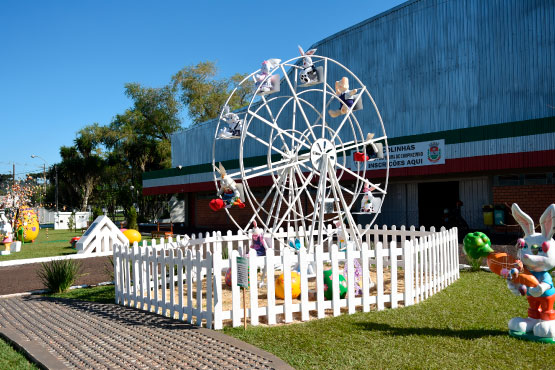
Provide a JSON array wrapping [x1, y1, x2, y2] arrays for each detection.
[[212, 55, 390, 252]]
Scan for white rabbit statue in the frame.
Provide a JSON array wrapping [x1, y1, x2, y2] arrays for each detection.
[[507, 203, 555, 340], [298, 45, 319, 85], [218, 105, 243, 139], [335, 220, 349, 251], [209, 163, 245, 211], [255, 59, 281, 95], [360, 182, 381, 213]]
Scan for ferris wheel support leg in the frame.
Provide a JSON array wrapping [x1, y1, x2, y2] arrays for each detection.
[[307, 156, 328, 255], [327, 162, 363, 252]]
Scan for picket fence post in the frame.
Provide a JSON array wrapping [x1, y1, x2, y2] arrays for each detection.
[[390, 241, 398, 308], [376, 241, 384, 310], [213, 243, 223, 330]]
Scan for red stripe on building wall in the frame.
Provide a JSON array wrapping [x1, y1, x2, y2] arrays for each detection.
[[143, 150, 555, 195]]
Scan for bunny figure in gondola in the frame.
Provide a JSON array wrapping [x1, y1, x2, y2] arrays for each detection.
[[328, 77, 360, 118], [218, 105, 243, 139], [255, 59, 281, 95], [250, 221, 267, 257], [298, 45, 319, 85], [360, 182, 382, 213], [209, 163, 246, 212], [508, 203, 555, 340]]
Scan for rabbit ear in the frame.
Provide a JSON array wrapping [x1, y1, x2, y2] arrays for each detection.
[[267, 59, 281, 69], [222, 105, 230, 115], [218, 163, 226, 177], [306, 48, 317, 55], [539, 204, 555, 240], [298, 45, 305, 56], [512, 203, 535, 237]]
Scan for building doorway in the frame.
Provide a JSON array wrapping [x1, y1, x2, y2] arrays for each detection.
[[418, 181, 459, 228]]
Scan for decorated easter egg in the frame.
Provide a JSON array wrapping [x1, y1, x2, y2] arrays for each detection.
[[275, 271, 301, 300], [15, 207, 39, 242], [323, 269, 347, 300], [123, 229, 142, 244]]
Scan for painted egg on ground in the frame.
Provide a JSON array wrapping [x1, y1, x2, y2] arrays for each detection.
[[123, 229, 142, 244], [323, 269, 347, 300], [275, 271, 301, 299]]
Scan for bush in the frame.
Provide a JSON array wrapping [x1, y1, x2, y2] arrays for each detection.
[[92, 206, 103, 220], [127, 206, 138, 230], [37, 259, 82, 293]]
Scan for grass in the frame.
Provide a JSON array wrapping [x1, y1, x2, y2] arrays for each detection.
[[0, 229, 81, 262], [50, 284, 115, 303], [0, 338, 37, 370], [49, 271, 555, 369]]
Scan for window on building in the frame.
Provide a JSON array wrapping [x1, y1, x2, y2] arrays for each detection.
[[496, 175, 520, 186], [524, 173, 547, 185]]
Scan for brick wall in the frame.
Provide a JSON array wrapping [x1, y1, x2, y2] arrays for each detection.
[[493, 184, 555, 231], [194, 188, 355, 231]]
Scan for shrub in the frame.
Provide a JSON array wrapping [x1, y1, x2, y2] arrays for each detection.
[[127, 206, 138, 230], [92, 206, 103, 220], [37, 259, 82, 293]]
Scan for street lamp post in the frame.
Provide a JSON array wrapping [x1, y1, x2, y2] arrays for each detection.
[[30, 155, 47, 206]]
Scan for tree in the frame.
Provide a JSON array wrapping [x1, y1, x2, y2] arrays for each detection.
[[172, 61, 253, 125], [57, 128, 106, 211]]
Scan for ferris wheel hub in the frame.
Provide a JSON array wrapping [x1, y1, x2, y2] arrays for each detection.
[[310, 138, 337, 169]]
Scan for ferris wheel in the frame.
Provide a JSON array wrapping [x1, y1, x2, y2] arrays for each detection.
[[212, 53, 389, 251]]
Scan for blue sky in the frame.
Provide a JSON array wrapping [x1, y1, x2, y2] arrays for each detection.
[[0, 0, 406, 177]]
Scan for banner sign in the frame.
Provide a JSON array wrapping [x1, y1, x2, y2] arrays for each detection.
[[361, 139, 445, 170]]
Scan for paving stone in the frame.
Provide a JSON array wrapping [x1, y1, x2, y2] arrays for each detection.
[[0, 296, 292, 370]]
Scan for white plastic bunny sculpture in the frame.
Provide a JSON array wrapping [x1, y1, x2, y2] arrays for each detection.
[[255, 59, 281, 94], [209, 163, 245, 212], [298, 45, 318, 85], [218, 105, 243, 139], [508, 203, 555, 340], [335, 220, 349, 251], [360, 182, 381, 213], [0, 212, 13, 243]]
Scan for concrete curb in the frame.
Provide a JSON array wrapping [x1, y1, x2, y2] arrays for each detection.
[[0, 327, 69, 369], [0, 281, 114, 300]]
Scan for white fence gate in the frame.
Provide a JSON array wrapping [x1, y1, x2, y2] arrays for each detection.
[[114, 226, 459, 329]]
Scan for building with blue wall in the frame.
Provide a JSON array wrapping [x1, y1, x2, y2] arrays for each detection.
[[143, 0, 555, 231]]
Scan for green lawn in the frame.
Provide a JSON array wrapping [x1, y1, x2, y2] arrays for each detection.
[[0, 337, 38, 369], [0, 229, 81, 262], [45, 272, 555, 369]]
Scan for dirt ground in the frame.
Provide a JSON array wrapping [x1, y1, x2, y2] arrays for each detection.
[[0, 256, 113, 295]]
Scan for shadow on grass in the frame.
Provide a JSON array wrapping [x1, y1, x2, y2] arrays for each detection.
[[354, 321, 507, 339]]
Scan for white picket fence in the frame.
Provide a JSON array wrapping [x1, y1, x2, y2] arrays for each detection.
[[114, 225, 459, 329]]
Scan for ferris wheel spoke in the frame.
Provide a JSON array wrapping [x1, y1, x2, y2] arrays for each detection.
[[292, 165, 315, 209], [335, 135, 387, 154], [243, 179, 282, 232], [226, 153, 294, 180], [272, 171, 315, 233], [244, 130, 288, 158], [279, 65, 318, 140], [290, 167, 309, 238], [329, 86, 367, 142], [267, 169, 289, 231], [334, 162, 387, 195], [247, 109, 311, 150], [243, 157, 311, 181], [321, 58, 328, 138], [338, 184, 355, 196], [259, 94, 292, 153], [327, 162, 362, 250]]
